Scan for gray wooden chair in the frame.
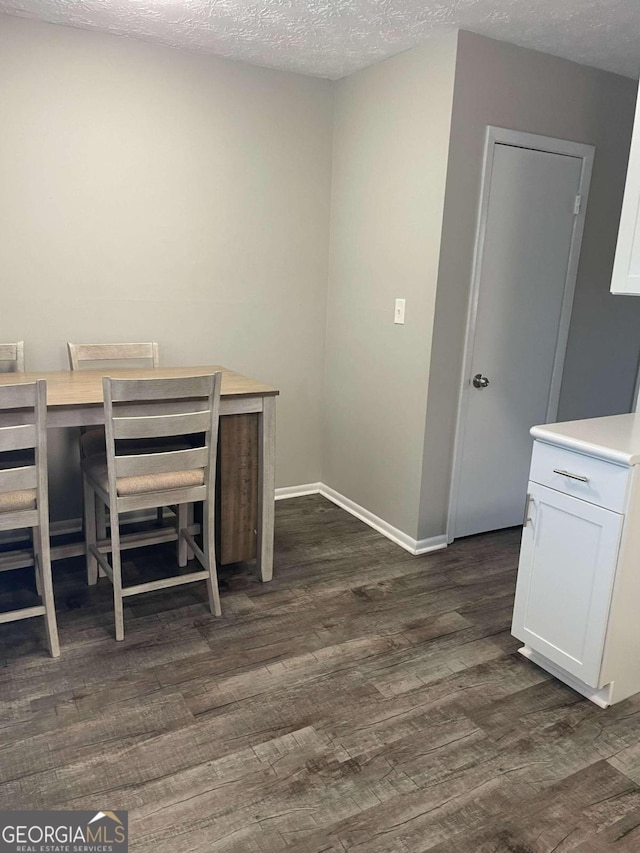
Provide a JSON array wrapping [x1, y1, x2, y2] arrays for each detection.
[[67, 341, 160, 457], [0, 341, 25, 373], [0, 381, 60, 657], [82, 373, 222, 641], [68, 342, 164, 537]]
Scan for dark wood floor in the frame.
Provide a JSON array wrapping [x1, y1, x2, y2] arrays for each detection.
[[2, 495, 640, 851]]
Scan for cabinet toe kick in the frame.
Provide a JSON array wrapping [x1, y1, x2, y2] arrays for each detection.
[[518, 646, 613, 708]]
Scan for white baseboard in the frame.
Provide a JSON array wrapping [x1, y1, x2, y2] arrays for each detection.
[[412, 534, 449, 556], [275, 482, 447, 557], [275, 483, 323, 500]]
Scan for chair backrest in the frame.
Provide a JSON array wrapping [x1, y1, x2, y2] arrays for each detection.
[[67, 342, 160, 371], [102, 374, 222, 508], [0, 342, 25, 373], [0, 380, 48, 531]]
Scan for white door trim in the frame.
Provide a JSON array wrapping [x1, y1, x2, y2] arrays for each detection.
[[446, 127, 595, 544], [631, 351, 640, 412]]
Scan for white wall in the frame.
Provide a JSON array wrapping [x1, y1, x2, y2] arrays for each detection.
[[0, 15, 334, 517], [323, 34, 458, 539]]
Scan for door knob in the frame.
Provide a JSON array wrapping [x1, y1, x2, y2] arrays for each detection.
[[472, 374, 490, 389]]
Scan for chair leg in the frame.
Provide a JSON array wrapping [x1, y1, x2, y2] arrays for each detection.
[[96, 498, 107, 542], [34, 524, 60, 658], [110, 516, 125, 642], [202, 500, 221, 617], [156, 506, 164, 527], [84, 476, 98, 586], [186, 503, 195, 561], [32, 528, 42, 597], [177, 503, 188, 568]]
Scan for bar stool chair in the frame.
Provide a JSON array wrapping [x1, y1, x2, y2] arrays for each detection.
[[82, 373, 222, 641], [0, 380, 60, 657], [67, 342, 160, 457], [0, 342, 25, 373], [68, 342, 164, 539]]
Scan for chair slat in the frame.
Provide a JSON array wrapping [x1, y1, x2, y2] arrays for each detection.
[[115, 446, 208, 478], [116, 484, 207, 513], [113, 410, 211, 439], [113, 399, 209, 418], [0, 383, 37, 410], [0, 466, 37, 492], [0, 424, 37, 452], [0, 509, 38, 532], [0, 604, 46, 624], [0, 342, 24, 372], [68, 342, 159, 370], [0, 344, 18, 360], [108, 375, 215, 402], [121, 570, 209, 598]]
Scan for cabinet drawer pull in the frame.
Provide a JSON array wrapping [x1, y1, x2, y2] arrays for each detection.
[[553, 468, 589, 483]]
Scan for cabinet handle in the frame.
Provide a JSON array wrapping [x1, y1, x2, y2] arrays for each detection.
[[523, 493, 532, 526], [553, 468, 589, 483]]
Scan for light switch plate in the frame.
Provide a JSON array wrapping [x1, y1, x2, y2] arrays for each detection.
[[394, 298, 406, 324]]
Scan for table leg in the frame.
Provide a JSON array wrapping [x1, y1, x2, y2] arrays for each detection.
[[218, 414, 258, 565], [257, 396, 276, 582]]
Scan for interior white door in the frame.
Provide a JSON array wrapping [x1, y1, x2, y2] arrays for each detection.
[[453, 143, 584, 539], [512, 481, 622, 687]]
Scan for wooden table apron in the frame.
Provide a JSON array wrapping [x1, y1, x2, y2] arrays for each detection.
[[0, 366, 277, 582]]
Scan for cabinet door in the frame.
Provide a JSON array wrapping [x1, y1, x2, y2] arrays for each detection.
[[611, 90, 640, 295], [512, 481, 623, 687]]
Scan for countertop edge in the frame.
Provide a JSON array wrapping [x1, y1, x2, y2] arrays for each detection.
[[530, 426, 638, 467]]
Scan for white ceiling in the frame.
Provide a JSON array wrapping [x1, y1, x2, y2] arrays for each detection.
[[1, 0, 639, 80]]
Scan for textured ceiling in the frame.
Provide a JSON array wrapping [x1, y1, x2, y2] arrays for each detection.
[[1, 0, 639, 80]]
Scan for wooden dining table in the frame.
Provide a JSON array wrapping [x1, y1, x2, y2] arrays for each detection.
[[0, 365, 278, 581]]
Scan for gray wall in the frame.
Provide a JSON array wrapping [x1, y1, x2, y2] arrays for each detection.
[[3, 18, 637, 539], [323, 33, 458, 539], [0, 16, 334, 518], [419, 30, 640, 540]]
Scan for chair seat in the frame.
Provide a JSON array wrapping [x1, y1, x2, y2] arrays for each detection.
[[83, 455, 205, 497], [0, 489, 36, 513], [0, 451, 36, 510]]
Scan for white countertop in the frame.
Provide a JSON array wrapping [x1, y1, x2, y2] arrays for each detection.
[[531, 413, 640, 467]]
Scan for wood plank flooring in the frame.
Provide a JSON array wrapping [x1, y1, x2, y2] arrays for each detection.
[[2, 494, 640, 851]]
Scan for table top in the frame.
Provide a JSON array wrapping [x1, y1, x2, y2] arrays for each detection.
[[531, 413, 640, 466], [0, 365, 279, 407]]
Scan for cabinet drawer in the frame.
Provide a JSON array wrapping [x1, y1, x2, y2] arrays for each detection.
[[530, 441, 630, 513]]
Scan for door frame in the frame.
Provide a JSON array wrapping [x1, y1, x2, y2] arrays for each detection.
[[446, 126, 595, 543]]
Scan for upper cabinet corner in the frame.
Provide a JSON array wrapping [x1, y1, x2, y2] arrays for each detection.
[[612, 86, 640, 295]]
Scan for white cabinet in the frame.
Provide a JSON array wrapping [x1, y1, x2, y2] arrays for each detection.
[[611, 88, 640, 295], [512, 422, 640, 707], [512, 482, 622, 687]]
